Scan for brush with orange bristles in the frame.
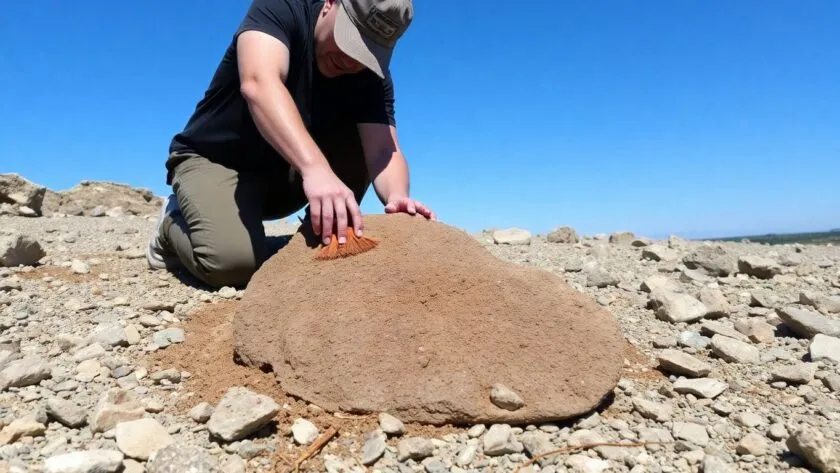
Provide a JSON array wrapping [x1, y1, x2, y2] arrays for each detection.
[[314, 227, 378, 260]]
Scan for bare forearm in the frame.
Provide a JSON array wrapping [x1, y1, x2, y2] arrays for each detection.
[[371, 151, 410, 204], [240, 78, 329, 177]]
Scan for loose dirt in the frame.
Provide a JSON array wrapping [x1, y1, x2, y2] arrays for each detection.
[[147, 298, 457, 472]]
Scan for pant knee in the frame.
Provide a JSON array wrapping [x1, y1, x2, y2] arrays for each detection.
[[195, 244, 259, 288]]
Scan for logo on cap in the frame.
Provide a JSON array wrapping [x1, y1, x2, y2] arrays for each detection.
[[365, 7, 398, 40]]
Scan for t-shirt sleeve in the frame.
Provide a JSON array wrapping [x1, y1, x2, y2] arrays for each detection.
[[235, 0, 299, 49], [354, 71, 397, 127]]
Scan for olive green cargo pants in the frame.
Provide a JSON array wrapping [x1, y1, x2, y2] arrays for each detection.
[[160, 124, 370, 288]]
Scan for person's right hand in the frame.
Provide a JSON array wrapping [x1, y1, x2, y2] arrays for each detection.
[[301, 164, 364, 245]]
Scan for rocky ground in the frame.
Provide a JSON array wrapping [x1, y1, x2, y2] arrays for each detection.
[[1, 174, 840, 473]]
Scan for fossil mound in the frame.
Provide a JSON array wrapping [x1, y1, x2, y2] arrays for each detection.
[[233, 214, 625, 425]]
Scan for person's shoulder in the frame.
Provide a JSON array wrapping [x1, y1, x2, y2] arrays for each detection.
[[271, 0, 315, 13], [237, 0, 318, 47], [245, 0, 319, 21]]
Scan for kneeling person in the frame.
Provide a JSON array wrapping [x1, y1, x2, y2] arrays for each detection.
[[146, 0, 435, 288]]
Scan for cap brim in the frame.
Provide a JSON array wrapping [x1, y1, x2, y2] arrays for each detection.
[[334, 1, 392, 79]]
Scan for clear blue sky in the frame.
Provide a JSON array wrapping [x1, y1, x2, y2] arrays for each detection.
[[2, 1, 838, 239]]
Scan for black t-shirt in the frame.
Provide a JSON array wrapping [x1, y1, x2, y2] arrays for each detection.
[[166, 0, 396, 184]]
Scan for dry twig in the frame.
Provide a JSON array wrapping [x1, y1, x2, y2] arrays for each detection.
[[292, 426, 339, 473], [513, 441, 671, 472]]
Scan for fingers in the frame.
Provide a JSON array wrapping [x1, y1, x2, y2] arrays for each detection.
[[310, 200, 322, 237], [321, 198, 334, 245], [415, 202, 435, 219], [384, 197, 436, 220], [334, 194, 348, 244], [386, 198, 406, 214], [347, 195, 364, 236]]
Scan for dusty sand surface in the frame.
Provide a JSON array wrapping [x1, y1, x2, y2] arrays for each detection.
[[234, 214, 625, 426], [2, 179, 839, 473]]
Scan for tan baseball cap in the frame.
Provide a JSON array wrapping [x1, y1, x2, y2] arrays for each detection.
[[334, 0, 413, 79]]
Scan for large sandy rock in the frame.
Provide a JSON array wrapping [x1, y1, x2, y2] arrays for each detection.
[[547, 226, 579, 244], [234, 214, 624, 425], [41, 180, 162, 217], [0, 173, 46, 215], [0, 233, 46, 267]]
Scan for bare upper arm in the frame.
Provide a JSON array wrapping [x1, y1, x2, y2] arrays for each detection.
[[236, 30, 291, 92], [358, 122, 401, 168]]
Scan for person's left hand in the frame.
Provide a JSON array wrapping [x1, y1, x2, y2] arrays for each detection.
[[384, 195, 436, 221]]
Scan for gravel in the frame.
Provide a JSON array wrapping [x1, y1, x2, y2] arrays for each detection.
[[2, 196, 840, 472]]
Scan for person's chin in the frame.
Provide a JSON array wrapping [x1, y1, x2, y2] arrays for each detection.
[[316, 58, 339, 77]]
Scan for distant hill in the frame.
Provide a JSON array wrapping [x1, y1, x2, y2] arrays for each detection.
[[707, 230, 840, 245]]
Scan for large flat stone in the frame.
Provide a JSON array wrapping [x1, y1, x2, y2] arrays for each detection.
[[673, 378, 728, 399], [786, 426, 840, 473], [777, 306, 840, 338], [657, 350, 711, 377], [0, 356, 51, 390], [207, 387, 279, 441], [0, 233, 46, 267], [115, 418, 174, 460], [492, 228, 531, 245], [810, 335, 840, 364], [88, 389, 145, 433], [682, 245, 737, 276], [800, 292, 840, 314], [43, 449, 123, 473], [648, 290, 708, 324], [701, 321, 750, 342], [710, 335, 760, 364], [738, 255, 781, 279]]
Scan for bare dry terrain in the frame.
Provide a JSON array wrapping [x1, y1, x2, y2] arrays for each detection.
[[1, 174, 839, 473]]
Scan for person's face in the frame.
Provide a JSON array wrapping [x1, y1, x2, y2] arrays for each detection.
[[315, 0, 366, 77]]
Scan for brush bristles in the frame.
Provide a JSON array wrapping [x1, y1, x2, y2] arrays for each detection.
[[315, 229, 378, 260]]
